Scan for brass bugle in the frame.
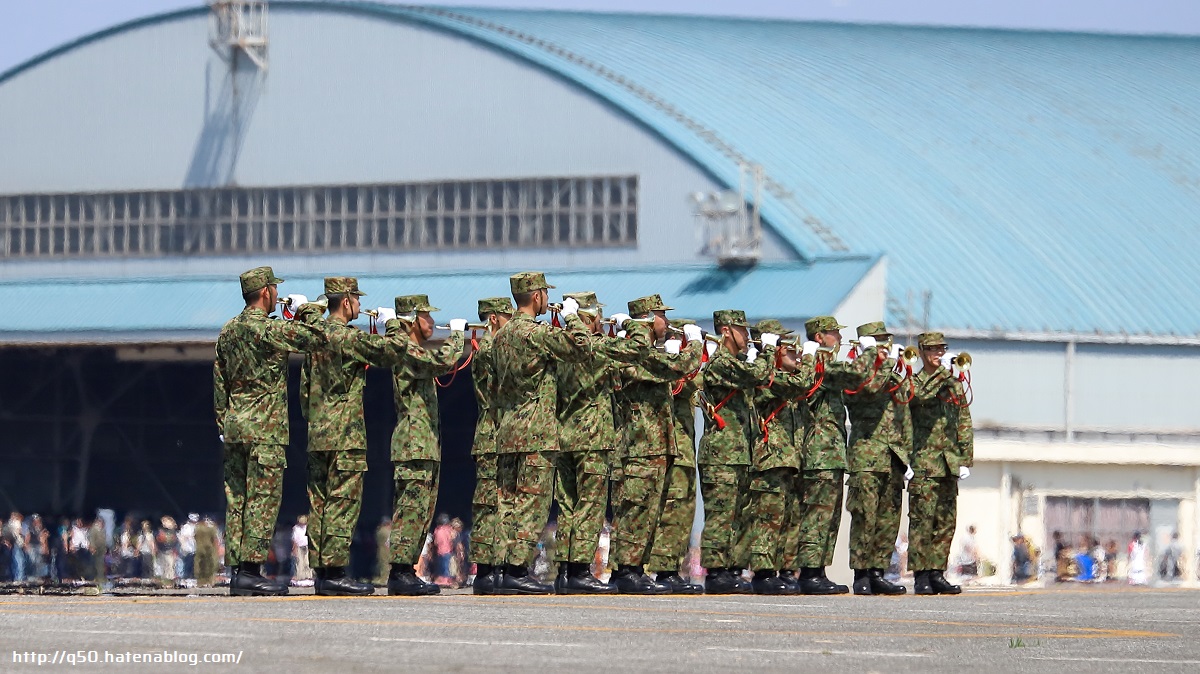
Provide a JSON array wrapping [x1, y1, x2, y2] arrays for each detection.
[[953, 351, 972, 370], [548, 302, 563, 312], [903, 345, 920, 361], [363, 309, 379, 318], [435, 322, 489, 330]]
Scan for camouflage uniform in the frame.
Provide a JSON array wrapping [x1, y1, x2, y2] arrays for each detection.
[[611, 299, 701, 569], [214, 267, 325, 567], [741, 320, 818, 573], [843, 322, 913, 573], [555, 292, 650, 566], [698, 310, 775, 570], [647, 319, 703, 575], [388, 294, 466, 566], [493, 273, 591, 568], [908, 332, 974, 572], [469, 297, 512, 567], [795, 317, 880, 570], [299, 278, 407, 570]]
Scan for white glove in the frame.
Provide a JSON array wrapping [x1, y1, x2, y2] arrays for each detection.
[[889, 343, 902, 359], [218, 434, 224, 444], [940, 354, 954, 370], [683, 324, 704, 343], [761, 333, 780, 348], [664, 339, 682, 355], [375, 308, 397, 323], [745, 345, 758, 363], [285, 294, 309, 308], [859, 335, 877, 350], [560, 297, 579, 316], [959, 466, 971, 480], [705, 341, 718, 359], [802, 341, 819, 357], [904, 465, 915, 482], [449, 318, 468, 332], [609, 312, 632, 328]]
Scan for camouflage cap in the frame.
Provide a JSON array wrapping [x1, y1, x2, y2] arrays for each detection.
[[856, 321, 893, 338], [510, 271, 555, 294], [751, 319, 794, 338], [394, 294, 440, 314], [918, 331, 948, 347], [563, 291, 605, 314], [628, 294, 675, 316], [477, 296, 514, 321], [239, 266, 284, 294], [668, 318, 696, 328], [324, 277, 366, 296], [713, 309, 749, 328], [804, 315, 845, 335]]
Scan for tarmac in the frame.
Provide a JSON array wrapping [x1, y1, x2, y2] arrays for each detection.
[[0, 583, 1197, 673]]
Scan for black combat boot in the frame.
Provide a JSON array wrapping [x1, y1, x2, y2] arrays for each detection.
[[928, 570, 962, 595], [731, 568, 755, 594], [609, 565, 659, 595], [653, 571, 704, 595], [798, 567, 840, 595], [867, 569, 906, 595], [316, 566, 375, 596], [557, 563, 616, 595], [913, 570, 934, 595], [751, 570, 790, 595], [388, 563, 440, 596], [229, 561, 288, 597], [852, 569, 872, 596], [472, 564, 495, 595], [820, 568, 850, 594], [493, 564, 553, 595], [704, 568, 746, 595], [777, 569, 802, 594]]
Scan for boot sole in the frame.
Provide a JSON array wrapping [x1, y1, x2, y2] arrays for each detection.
[[315, 588, 376, 596], [556, 587, 618, 595], [229, 588, 288, 597]]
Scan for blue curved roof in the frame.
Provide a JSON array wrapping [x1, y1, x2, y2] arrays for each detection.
[[4, 2, 1200, 338]]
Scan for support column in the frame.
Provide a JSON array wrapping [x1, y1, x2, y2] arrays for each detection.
[[999, 461, 1012, 581]]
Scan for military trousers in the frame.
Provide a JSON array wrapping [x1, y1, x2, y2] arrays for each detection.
[[780, 471, 803, 571], [796, 469, 845, 568], [223, 442, 286, 566], [699, 464, 750, 569], [307, 449, 367, 569], [611, 455, 669, 567], [390, 459, 441, 565], [738, 467, 798, 572], [553, 449, 611, 565], [907, 475, 959, 571], [496, 451, 556, 568], [647, 460, 697, 573], [847, 454, 905, 570], [470, 453, 501, 566]]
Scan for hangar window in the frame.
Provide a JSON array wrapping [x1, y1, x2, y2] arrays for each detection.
[[0, 175, 638, 259]]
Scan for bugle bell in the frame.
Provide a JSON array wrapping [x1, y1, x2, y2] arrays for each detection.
[[953, 351, 972, 371], [363, 309, 379, 318], [435, 322, 489, 331], [903, 345, 920, 362]]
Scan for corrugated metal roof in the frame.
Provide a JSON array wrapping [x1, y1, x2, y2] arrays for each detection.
[[0, 259, 874, 344], [3, 3, 1199, 337]]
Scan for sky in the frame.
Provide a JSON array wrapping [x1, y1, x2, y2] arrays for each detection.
[[3, 0, 1199, 74]]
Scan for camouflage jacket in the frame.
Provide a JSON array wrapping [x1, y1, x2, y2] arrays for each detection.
[[390, 331, 466, 463], [493, 312, 591, 454], [213, 306, 326, 444], [558, 328, 652, 454], [615, 329, 703, 460], [470, 333, 497, 456], [750, 359, 819, 472], [299, 306, 408, 452], [797, 349, 882, 471], [909, 367, 974, 477], [698, 345, 776, 466], [844, 357, 914, 472], [671, 363, 704, 468]]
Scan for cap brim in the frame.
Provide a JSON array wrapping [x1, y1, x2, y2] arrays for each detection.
[[270, 277, 285, 284], [834, 323, 847, 329], [353, 290, 366, 296], [659, 305, 675, 311], [545, 283, 556, 289], [426, 306, 441, 312]]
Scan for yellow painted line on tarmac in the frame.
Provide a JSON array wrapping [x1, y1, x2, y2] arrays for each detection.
[[0, 606, 1176, 641]]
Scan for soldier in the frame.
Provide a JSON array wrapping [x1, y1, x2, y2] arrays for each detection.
[[385, 294, 466, 596], [214, 266, 325, 596], [491, 272, 591, 594], [646, 318, 706, 594], [698, 309, 776, 594], [610, 295, 701, 594], [843, 321, 912, 596], [794, 316, 879, 595], [908, 332, 974, 595], [553, 292, 645, 594], [469, 297, 513, 595], [298, 277, 407, 596], [741, 319, 817, 594]]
